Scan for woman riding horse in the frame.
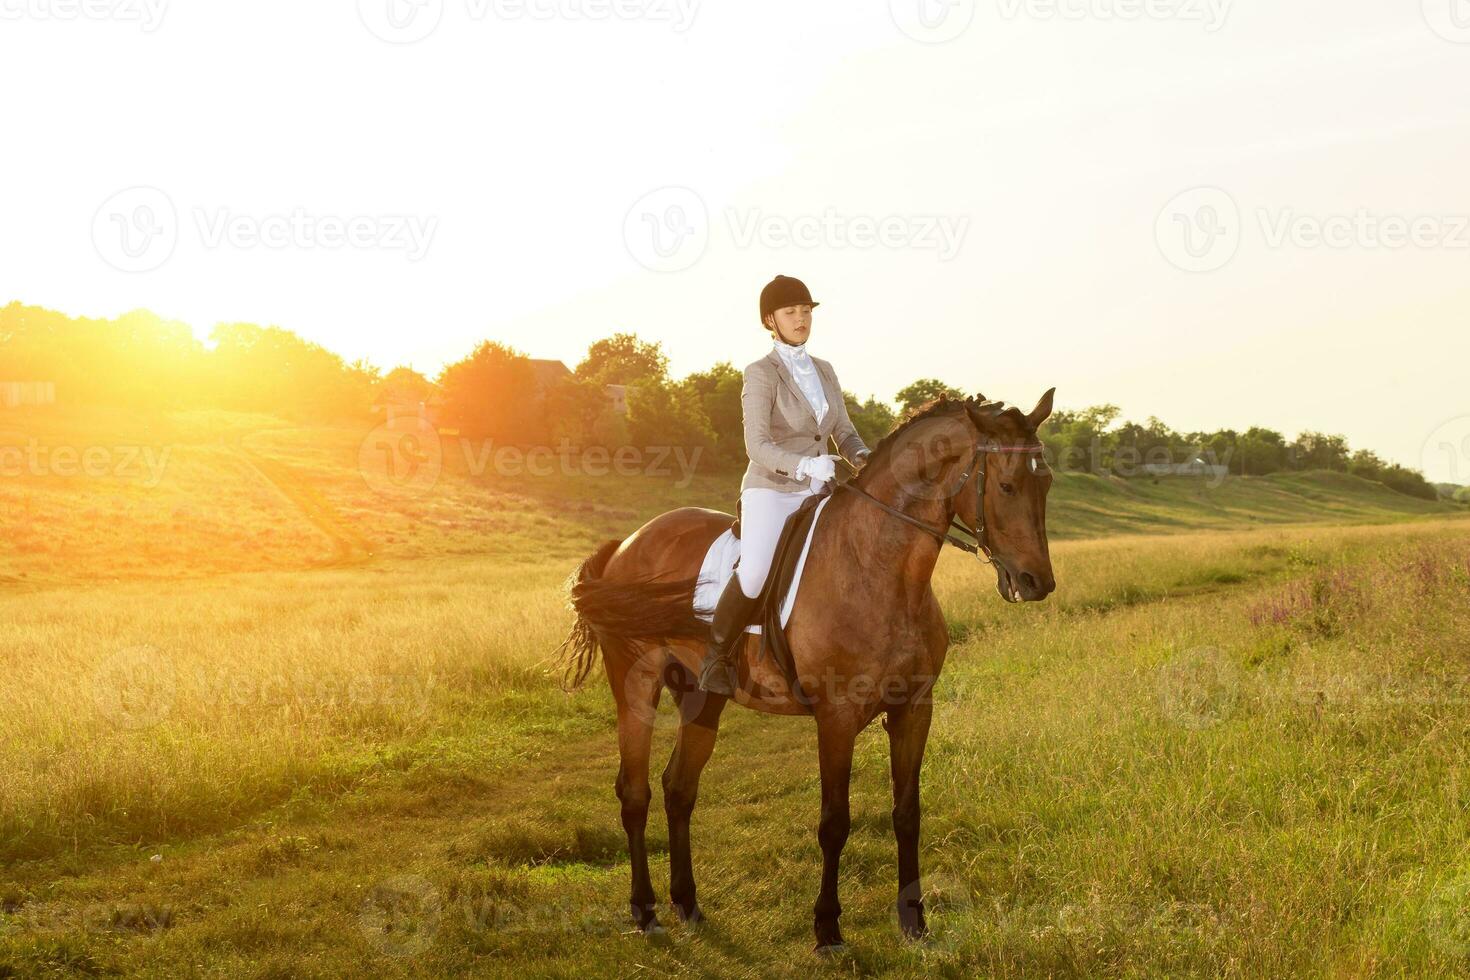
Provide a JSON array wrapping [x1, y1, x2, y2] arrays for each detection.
[[557, 284, 1057, 950], [697, 274, 872, 696]]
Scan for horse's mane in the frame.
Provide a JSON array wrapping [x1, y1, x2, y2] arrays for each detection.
[[855, 392, 1033, 485]]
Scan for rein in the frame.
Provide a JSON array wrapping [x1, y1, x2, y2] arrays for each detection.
[[834, 441, 1047, 563]]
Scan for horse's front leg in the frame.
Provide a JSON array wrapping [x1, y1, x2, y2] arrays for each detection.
[[887, 698, 933, 939], [813, 710, 859, 951]]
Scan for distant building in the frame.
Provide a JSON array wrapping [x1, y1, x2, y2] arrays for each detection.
[[527, 359, 629, 416], [603, 383, 629, 416], [527, 359, 572, 394], [0, 381, 55, 408], [373, 394, 444, 426]]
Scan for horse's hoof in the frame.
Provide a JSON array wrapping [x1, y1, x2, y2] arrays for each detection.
[[898, 913, 929, 941], [814, 920, 845, 948], [814, 942, 849, 956], [896, 897, 928, 940], [630, 903, 662, 934], [673, 902, 705, 926]]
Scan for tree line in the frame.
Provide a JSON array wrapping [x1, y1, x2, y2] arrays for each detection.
[[0, 301, 1450, 501]]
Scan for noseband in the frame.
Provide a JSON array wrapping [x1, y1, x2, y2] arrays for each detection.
[[835, 439, 1047, 563]]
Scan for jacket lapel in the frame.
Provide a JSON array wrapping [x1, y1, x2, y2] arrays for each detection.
[[814, 360, 839, 431], [767, 349, 819, 426]]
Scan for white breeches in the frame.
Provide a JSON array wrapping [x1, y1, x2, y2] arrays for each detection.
[[735, 485, 820, 598]]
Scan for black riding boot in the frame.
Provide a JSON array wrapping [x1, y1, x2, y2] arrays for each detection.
[[697, 575, 762, 696]]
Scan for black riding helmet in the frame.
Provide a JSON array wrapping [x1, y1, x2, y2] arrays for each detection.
[[759, 274, 820, 328]]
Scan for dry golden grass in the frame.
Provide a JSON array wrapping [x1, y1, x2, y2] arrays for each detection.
[[4, 408, 1470, 976]]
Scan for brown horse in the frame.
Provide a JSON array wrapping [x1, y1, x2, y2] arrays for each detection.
[[556, 390, 1057, 951]]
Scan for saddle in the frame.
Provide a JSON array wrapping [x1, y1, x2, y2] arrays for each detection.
[[731, 488, 829, 712]]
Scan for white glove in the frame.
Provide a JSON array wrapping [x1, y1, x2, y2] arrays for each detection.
[[796, 454, 839, 486]]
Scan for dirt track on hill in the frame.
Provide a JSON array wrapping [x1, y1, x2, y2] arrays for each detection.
[[226, 432, 376, 570]]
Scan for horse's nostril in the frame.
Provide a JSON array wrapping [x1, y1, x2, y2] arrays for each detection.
[[1019, 572, 1038, 593]]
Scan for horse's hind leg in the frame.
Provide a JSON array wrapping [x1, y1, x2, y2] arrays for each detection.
[[610, 651, 663, 932], [662, 660, 727, 925]]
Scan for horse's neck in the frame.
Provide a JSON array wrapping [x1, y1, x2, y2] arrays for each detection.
[[831, 468, 953, 592]]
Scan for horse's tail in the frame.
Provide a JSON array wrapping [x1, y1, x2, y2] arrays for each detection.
[[555, 538, 712, 691]]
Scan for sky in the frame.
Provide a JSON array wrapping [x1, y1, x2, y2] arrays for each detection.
[[3, 0, 1469, 481]]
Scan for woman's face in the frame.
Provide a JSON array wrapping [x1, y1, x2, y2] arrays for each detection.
[[767, 304, 814, 344]]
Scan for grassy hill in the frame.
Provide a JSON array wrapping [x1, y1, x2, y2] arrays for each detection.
[[0, 407, 1461, 586]]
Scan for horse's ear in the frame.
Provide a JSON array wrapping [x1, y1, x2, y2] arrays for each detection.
[[1026, 388, 1056, 430]]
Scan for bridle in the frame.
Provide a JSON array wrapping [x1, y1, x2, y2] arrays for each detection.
[[834, 437, 1048, 564]]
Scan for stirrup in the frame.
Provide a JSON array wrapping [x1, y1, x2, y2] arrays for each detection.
[[697, 656, 737, 696]]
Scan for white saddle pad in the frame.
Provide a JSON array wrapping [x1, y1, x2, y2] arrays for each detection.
[[693, 494, 832, 634]]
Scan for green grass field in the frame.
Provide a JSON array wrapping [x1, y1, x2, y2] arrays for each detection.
[[3, 409, 1469, 977]]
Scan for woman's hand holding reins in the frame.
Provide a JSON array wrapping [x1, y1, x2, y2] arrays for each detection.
[[798, 454, 841, 486]]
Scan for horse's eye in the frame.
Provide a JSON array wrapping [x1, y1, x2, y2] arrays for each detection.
[[1000, 482, 1015, 495]]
